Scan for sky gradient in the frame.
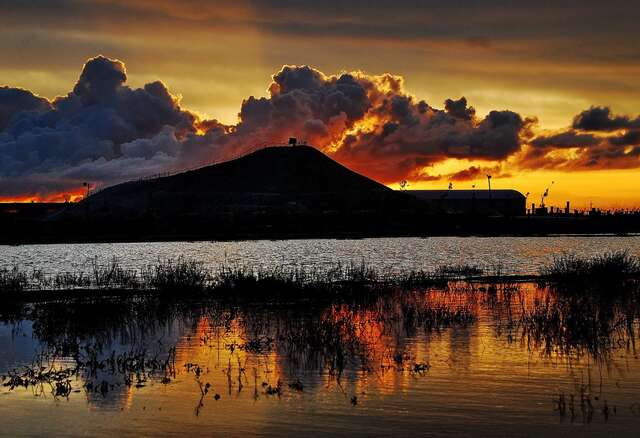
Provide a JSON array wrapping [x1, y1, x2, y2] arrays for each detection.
[[1, 0, 639, 209]]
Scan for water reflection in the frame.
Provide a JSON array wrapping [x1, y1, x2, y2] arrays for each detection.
[[2, 282, 640, 435]]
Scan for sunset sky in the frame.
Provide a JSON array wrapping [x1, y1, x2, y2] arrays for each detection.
[[1, 0, 639, 208]]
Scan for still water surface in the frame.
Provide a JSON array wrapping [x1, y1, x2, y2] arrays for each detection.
[[2, 236, 640, 436], [1, 283, 640, 436], [2, 235, 640, 275]]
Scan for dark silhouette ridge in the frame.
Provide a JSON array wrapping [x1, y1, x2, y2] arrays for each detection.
[[80, 145, 422, 216], [3, 145, 426, 242], [88, 146, 393, 203]]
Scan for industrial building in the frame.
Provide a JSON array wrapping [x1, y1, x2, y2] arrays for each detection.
[[406, 190, 526, 216]]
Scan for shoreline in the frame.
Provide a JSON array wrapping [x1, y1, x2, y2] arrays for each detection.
[[2, 229, 640, 246]]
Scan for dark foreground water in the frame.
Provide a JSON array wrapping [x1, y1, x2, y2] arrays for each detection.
[[2, 235, 640, 276], [1, 281, 640, 437]]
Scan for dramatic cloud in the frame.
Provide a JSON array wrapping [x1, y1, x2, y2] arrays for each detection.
[[230, 64, 534, 183], [523, 106, 640, 171], [0, 87, 51, 131], [448, 165, 509, 182], [0, 56, 229, 199], [1, 56, 639, 200], [572, 107, 640, 132], [530, 131, 600, 149]]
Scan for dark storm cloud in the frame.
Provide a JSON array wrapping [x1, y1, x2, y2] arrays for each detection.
[[610, 130, 640, 147], [0, 56, 226, 198], [521, 107, 640, 171], [0, 87, 51, 130], [445, 97, 475, 121], [230, 66, 375, 152], [530, 130, 600, 148], [572, 106, 640, 132]]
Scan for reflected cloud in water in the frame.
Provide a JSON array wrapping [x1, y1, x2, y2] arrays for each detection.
[[1, 282, 640, 435]]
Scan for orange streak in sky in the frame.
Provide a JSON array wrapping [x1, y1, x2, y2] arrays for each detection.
[[0, 188, 85, 203]]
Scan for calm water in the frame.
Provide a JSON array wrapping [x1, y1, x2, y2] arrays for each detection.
[[2, 236, 640, 436], [2, 235, 640, 276], [1, 283, 640, 437]]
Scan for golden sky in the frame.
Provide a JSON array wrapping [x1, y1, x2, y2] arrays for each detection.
[[1, 0, 639, 208]]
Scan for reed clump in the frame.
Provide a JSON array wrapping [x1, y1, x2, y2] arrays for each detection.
[[0, 267, 28, 293], [91, 257, 140, 289], [434, 264, 483, 278], [142, 258, 209, 292], [540, 250, 640, 284]]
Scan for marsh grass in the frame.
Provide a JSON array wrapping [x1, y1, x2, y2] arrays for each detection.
[[142, 258, 208, 292], [1, 258, 486, 297], [0, 267, 28, 293], [540, 251, 640, 284], [92, 257, 139, 289], [434, 264, 483, 278], [3, 251, 639, 298]]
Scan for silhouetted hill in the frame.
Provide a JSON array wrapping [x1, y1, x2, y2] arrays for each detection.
[[41, 145, 426, 239], [93, 146, 386, 196], [82, 145, 419, 214]]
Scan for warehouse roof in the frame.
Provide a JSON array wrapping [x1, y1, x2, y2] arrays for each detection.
[[407, 189, 525, 201]]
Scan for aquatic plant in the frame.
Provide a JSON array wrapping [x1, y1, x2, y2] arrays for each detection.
[[92, 257, 140, 289], [434, 263, 483, 278], [3, 250, 638, 301], [540, 250, 640, 284], [142, 258, 208, 292], [0, 267, 28, 293]]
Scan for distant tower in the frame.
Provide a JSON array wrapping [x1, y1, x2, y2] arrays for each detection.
[[288, 137, 298, 146]]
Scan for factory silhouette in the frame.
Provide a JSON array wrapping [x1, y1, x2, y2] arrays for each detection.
[[1, 140, 638, 244]]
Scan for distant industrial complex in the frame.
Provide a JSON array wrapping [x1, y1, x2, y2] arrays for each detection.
[[407, 190, 526, 216]]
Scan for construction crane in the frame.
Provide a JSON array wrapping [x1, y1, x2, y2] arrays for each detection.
[[540, 181, 554, 207]]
